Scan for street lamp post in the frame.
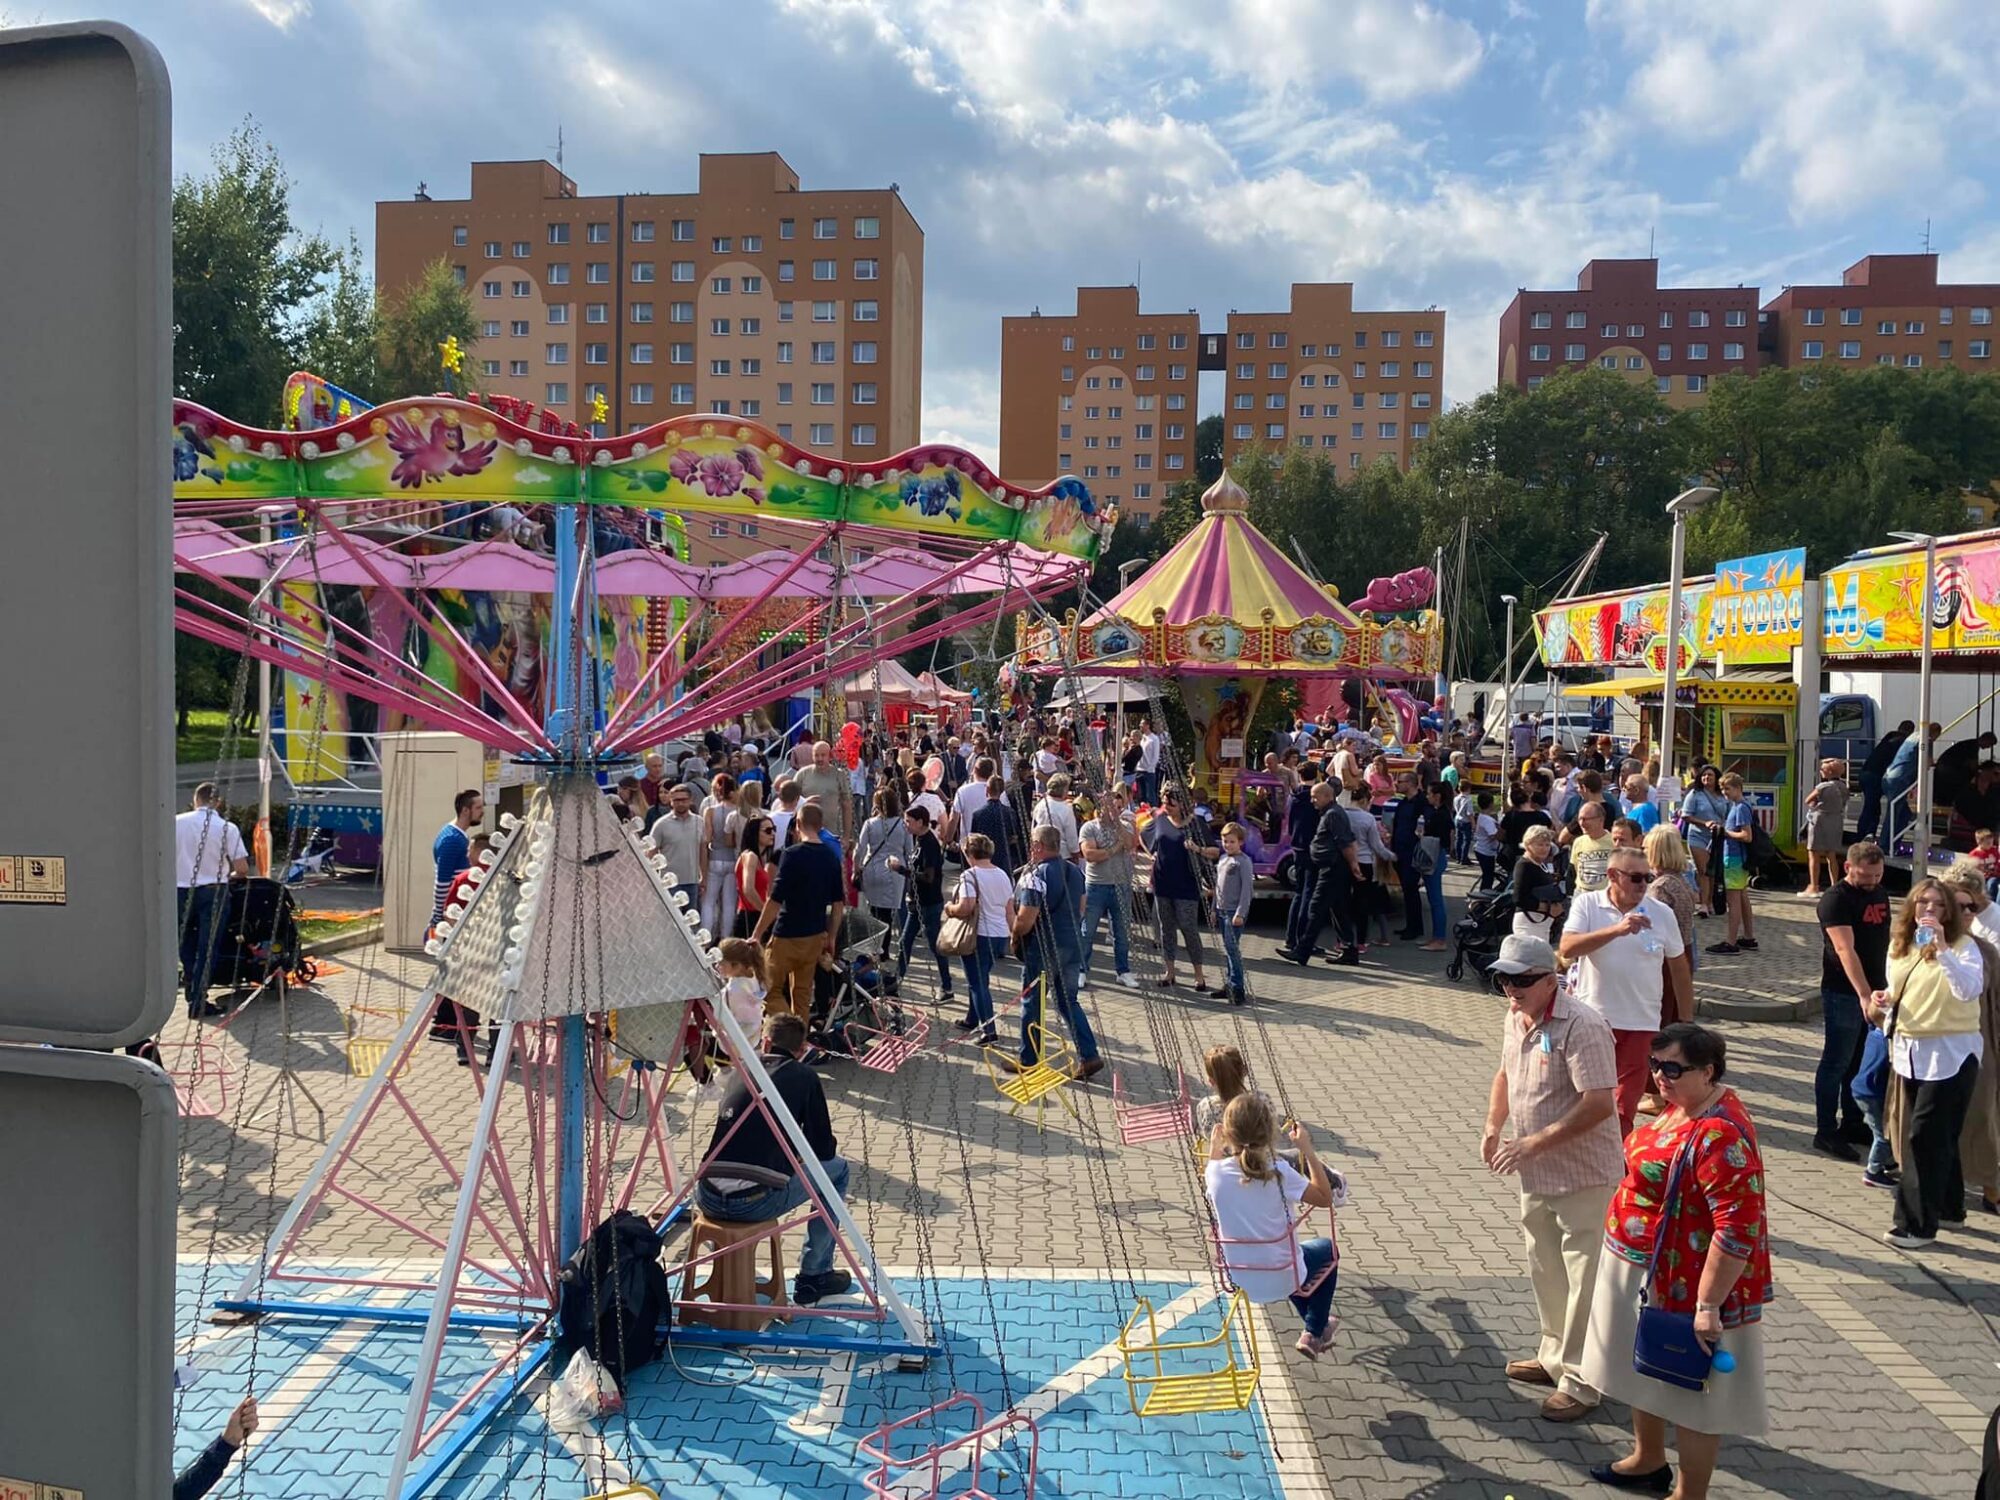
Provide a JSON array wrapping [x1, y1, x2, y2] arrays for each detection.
[[1890, 529, 1939, 871], [1499, 593, 1518, 787], [1659, 485, 1720, 805]]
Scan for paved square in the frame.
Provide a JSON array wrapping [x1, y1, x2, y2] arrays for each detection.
[[167, 870, 2000, 1496]]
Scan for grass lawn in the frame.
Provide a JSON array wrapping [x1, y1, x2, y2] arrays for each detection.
[[177, 707, 257, 765]]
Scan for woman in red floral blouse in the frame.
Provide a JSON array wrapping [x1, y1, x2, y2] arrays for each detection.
[[1581, 1022, 1771, 1499]]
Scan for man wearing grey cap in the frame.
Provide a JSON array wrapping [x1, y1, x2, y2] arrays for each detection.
[[1480, 934, 1625, 1423]]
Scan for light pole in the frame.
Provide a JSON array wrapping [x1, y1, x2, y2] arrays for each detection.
[[1499, 593, 1518, 786], [1114, 556, 1146, 740], [1890, 529, 1938, 871], [1659, 485, 1719, 803]]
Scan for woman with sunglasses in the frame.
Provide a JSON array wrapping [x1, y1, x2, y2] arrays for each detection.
[[1872, 878, 1986, 1249], [1581, 1023, 1771, 1498]]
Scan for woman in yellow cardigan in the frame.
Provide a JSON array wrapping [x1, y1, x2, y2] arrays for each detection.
[[1869, 879, 1985, 1249]]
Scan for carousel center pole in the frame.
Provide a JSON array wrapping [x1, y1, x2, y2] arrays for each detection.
[[552, 495, 589, 1270]]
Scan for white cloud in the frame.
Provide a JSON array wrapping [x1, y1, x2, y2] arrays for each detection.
[[243, 0, 311, 28]]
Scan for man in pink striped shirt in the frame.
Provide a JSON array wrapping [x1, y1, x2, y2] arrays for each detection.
[[1482, 934, 1625, 1423]]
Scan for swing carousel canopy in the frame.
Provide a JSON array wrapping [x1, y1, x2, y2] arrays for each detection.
[[1017, 471, 1441, 678]]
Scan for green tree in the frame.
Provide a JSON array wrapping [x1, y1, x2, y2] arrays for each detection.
[[1195, 413, 1225, 484], [377, 257, 480, 398], [297, 234, 380, 399], [172, 121, 334, 423]]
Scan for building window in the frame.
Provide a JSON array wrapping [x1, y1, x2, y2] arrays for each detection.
[[1656, 375, 1671, 393], [1973, 308, 1994, 326], [1685, 374, 1706, 392], [1723, 342, 1744, 360], [1941, 340, 1955, 359], [777, 260, 796, 283], [1973, 340, 1993, 359], [1235, 331, 1255, 349], [546, 263, 571, 285], [453, 226, 468, 246], [1085, 376, 1101, 389], [1266, 393, 1285, 409], [851, 341, 878, 364], [742, 275, 763, 295], [1165, 453, 1184, 469], [1166, 394, 1186, 411], [1414, 330, 1434, 348], [508, 359, 529, 377], [774, 218, 794, 242], [585, 262, 609, 284], [710, 359, 731, 377], [852, 381, 877, 405], [1380, 362, 1399, 378], [1906, 320, 1925, 334], [1841, 308, 1861, 325], [1688, 343, 1709, 360], [670, 343, 693, 364], [1564, 344, 1585, 361], [1412, 392, 1432, 408], [512, 240, 531, 258], [630, 343, 653, 364], [582, 343, 608, 364], [547, 223, 570, 245], [1169, 332, 1189, 350], [1412, 422, 1430, 438], [778, 302, 795, 322], [810, 423, 834, 445], [1377, 422, 1398, 439], [709, 236, 732, 254], [1527, 376, 1543, 390], [669, 383, 694, 403], [1265, 423, 1285, 440], [740, 357, 761, 376], [577, 304, 602, 325], [1529, 344, 1550, 362], [1299, 373, 1317, 388], [812, 259, 836, 281], [1688, 310, 1710, 328], [813, 217, 837, 239], [545, 381, 568, 404], [711, 276, 732, 295], [1564, 310, 1586, 329], [812, 341, 835, 363], [545, 342, 568, 364], [481, 359, 501, 377], [1906, 353, 1923, 368], [845, 299, 877, 323], [631, 262, 656, 284], [670, 220, 693, 242], [814, 302, 837, 323], [482, 319, 502, 337], [1840, 340, 1861, 359], [511, 280, 532, 297], [666, 262, 692, 283], [1804, 308, 1825, 326], [549, 305, 571, 325], [1625, 324, 1644, 338], [775, 341, 794, 364], [1135, 364, 1155, 381], [631, 221, 655, 243], [1601, 322, 1619, 338], [737, 317, 759, 336], [1530, 312, 1553, 329], [854, 258, 879, 280], [1725, 309, 1747, 327], [811, 382, 834, 403], [482, 240, 501, 259], [1877, 319, 1896, 335], [847, 422, 877, 446], [1658, 311, 1674, 329], [1379, 392, 1400, 408], [1232, 423, 1252, 440], [1268, 363, 1287, 379], [627, 302, 653, 325], [584, 222, 610, 244], [667, 302, 692, 324]]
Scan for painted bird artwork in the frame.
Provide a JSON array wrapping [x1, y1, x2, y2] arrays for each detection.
[[174, 422, 224, 484], [384, 415, 499, 489]]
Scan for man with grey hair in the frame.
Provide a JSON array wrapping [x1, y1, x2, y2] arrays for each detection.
[[795, 738, 853, 850], [1013, 823, 1101, 1078]]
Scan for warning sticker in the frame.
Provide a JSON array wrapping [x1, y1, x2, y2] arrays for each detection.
[[0, 1479, 85, 1500], [0, 855, 67, 904]]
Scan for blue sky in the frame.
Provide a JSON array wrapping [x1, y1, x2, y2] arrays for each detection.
[[21, 0, 2000, 464]]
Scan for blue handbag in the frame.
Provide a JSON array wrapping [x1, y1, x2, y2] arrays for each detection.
[[1631, 1112, 1720, 1393]]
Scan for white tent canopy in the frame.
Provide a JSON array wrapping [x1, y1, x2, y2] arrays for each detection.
[[1045, 674, 1156, 709], [914, 670, 973, 706], [839, 660, 927, 700]]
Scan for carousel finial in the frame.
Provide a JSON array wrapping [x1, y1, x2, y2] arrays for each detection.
[[1201, 469, 1250, 514]]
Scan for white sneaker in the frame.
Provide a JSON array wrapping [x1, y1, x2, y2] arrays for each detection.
[[1116, 972, 1141, 990], [1884, 1230, 1934, 1250]]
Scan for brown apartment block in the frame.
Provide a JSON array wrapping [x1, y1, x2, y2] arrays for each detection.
[[1223, 284, 1445, 472], [376, 154, 922, 559], [999, 287, 1201, 530], [1496, 259, 1759, 407], [1760, 253, 2000, 373]]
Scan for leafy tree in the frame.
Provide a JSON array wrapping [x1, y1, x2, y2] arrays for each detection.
[[1195, 413, 1225, 484], [296, 234, 380, 400], [377, 258, 480, 399], [172, 121, 334, 423]]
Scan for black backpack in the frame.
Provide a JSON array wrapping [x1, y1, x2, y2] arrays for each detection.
[[556, 1210, 673, 1386], [1979, 1404, 2000, 1500]]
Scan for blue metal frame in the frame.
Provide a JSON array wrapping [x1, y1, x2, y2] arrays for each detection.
[[211, 1298, 539, 1334], [398, 1339, 554, 1500]]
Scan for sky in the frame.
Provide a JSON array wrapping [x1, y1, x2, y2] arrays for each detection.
[[21, 0, 2000, 466]]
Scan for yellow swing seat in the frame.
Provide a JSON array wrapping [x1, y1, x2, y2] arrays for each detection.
[[1117, 1288, 1262, 1418], [983, 1019, 1077, 1130], [584, 1488, 660, 1500]]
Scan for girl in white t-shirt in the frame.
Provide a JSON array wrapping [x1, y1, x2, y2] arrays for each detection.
[[1203, 1092, 1343, 1359], [947, 833, 1017, 1042]]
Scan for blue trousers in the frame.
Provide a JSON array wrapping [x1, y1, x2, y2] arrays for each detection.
[[897, 900, 951, 993], [1289, 1238, 1339, 1336], [1815, 988, 1869, 1139], [1855, 772, 1884, 840], [1286, 864, 1318, 953], [1880, 770, 1914, 846], [1424, 859, 1448, 940], [177, 884, 228, 1013], [1020, 944, 1098, 1066], [960, 933, 1008, 1030], [1219, 921, 1245, 992], [696, 1154, 851, 1277], [1082, 882, 1132, 977], [1453, 821, 1474, 864]]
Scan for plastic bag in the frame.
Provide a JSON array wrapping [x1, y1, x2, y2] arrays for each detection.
[[548, 1348, 625, 1432]]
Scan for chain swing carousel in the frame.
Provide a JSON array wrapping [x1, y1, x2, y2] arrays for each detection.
[[167, 376, 1130, 1498]]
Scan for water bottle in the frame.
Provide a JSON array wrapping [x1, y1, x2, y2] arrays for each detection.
[[1916, 925, 1936, 949]]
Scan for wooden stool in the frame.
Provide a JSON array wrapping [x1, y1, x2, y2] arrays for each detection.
[[678, 1213, 787, 1332]]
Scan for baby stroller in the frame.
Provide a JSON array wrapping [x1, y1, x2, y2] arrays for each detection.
[[216, 877, 317, 995], [1444, 882, 1516, 983]]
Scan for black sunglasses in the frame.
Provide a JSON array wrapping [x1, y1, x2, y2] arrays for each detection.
[[1496, 971, 1551, 989], [1648, 1057, 1691, 1080]]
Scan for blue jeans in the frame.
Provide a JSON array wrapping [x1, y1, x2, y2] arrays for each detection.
[[1020, 944, 1098, 1066], [1859, 1095, 1895, 1175], [1452, 821, 1473, 864], [1424, 860, 1448, 940], [696, 1154, 851, 1277], [1138, 771, 1160, 807], [1285, 863, 1317, 953], [177, 884, 228, 1013], [1855, 772, 1884, 840], [1219, 921, 1245, 992], [1880, 770, 1914, 847], [960, 933, 1008, 1030], [1815, 988, 1869, 1139], [1082, 882, 1132, 977], [898, 900, 951, 994], [1289, 1237, 1339, 1336]]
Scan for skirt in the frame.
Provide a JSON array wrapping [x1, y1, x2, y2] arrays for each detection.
[[1579, 1251, 1769, 1436]]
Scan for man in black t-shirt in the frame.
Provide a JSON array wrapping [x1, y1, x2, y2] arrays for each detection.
[[753, 802, 846, 1028], [1815, 840, 1892, 1168], [695, 1012, 854, 1304]]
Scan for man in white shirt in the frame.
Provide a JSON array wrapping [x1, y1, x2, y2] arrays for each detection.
[[1557, 848, 1690, 1133], [176, 782, 250, 1019], [946, 757, 996, 844], [1137, 721, 1162, 806], [1033, 773, 1083, 861]]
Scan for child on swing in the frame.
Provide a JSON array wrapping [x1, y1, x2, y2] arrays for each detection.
[[1204, 1092, 1342, 1359]]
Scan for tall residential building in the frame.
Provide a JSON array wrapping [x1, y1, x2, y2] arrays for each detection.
[[1760, 254, 2000, 373], [1222, 283, 1445, 472], [1496, 259, 1759, 406], [375, 152, 924, 471], [999, 286, 1201, 529]]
